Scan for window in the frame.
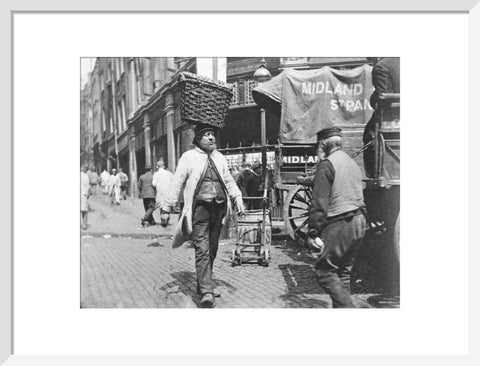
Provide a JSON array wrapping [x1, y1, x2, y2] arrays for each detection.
[[245, 79, 256, 104], [117, 97, 127, 132], [121, 96, 127, 131], [109, 115, 114, 134], [119, 57, 124, 74], [101, 110, 106, 132], [115, 58, 121, 81], [117, 102, 123, 132], [227, 79, 256, 107], [230, 81, 239, 107]]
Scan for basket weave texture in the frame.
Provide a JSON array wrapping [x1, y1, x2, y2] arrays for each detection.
[[178, 72, 233, 128]]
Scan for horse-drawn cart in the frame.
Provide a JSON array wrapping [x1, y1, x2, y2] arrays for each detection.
[[279, 93, 400, 262], [222, 64, 400, 267]]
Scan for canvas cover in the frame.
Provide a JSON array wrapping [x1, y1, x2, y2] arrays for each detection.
[[252, 65, 375, 143]]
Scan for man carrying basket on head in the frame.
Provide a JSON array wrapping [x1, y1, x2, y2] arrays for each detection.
[[160, 123, 245, 308]]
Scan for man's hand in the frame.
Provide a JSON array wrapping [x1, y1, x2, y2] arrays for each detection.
[[160, 211, 170, 227], [235, 198, 245, 216], [306, 236, 325, 254]]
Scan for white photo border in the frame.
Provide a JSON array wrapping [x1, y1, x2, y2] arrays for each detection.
[[2, 0, 480, 365]]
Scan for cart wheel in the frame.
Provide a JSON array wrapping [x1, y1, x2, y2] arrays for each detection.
[[283, 185, 312, 244]]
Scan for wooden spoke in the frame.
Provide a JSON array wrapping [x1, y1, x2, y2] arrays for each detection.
[[284, 185, 314, 243], [289, 204, 309, 211], [293, 192, 309, 205], [287, 212, 309, 220], [305, 188, 312, 201], [293, 218, 309, 233]]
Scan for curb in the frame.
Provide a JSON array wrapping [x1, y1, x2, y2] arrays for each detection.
[[81, 232, 173, 239], [82, 231, 292, 241]]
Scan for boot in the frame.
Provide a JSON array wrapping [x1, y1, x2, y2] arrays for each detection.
[[200, 293, 215, 308]]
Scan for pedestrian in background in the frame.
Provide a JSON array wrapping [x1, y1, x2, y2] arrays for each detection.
[[152, 160, 173, 225], [117, 168, 129, 200], [80, 166, 91, 230], [252, 160, 262, 178], [100, 168, 110, 195], [161, 123, 245, 308], [108, 168, 121, 205], [229, 164, 241, 180], [138, 164, 156, 227], [308, 127, 367, 308], [236, 162, 261, 209], [89, 167, 99, 195]]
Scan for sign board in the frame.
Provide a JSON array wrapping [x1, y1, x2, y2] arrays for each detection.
[[282, 154, 318, 165], [253, 65, 375, 143]]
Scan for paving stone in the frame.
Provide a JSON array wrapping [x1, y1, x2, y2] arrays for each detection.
[[80, 194, 398, 308]]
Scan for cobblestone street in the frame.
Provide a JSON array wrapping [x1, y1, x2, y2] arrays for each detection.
[[81, 192, 399, 308]]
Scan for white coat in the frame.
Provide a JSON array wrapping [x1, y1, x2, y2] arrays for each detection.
[[162, 147, 243, 248], [100, 170, 110, 186], [108, 174, 121, 203], [152, 168, 173, 207]]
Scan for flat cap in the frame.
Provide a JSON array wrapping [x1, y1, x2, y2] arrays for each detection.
[[194, 123, 218, 137], [316, 126, 342, 141], [193, 123, 218, 143]]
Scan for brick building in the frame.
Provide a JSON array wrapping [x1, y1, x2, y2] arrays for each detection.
[[80, 78, 94, 168], [81, 57, 219, 196]]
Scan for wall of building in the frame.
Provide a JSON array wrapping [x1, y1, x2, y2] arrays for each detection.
[[80, 79, 94, 169], [81, 57, 198, 195]]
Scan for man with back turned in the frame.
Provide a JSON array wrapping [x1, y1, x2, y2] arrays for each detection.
[[138, 164, 156, 227], [308, 126, 367, 308]]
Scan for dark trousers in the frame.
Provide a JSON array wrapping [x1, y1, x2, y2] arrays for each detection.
[[142, 198, 156, 224], [191, 201, 227, 295], [363, 113, 379, 179], [121, 184, 128, 198], [315, 214, 367, 308]]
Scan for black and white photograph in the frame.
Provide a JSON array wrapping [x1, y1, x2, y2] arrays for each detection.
[[7, 6, 474, 361], [80, 56, 400, 309]]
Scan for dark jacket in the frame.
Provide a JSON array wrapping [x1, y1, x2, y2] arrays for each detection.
[[308, 150, 365, 237], [236, 169, 261, 197], [370, 57, 400, 108], [138, 171, 156, 199], [363, 57, 400, 177]]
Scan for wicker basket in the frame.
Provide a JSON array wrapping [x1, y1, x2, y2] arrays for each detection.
[[178, 72, 234, 128]]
